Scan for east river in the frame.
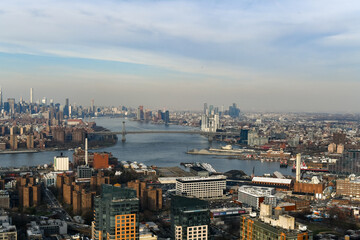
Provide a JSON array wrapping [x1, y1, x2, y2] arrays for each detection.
[[0, 117, 294, 176]]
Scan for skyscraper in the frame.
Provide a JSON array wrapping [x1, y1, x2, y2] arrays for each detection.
[[136, 106, 144, 121], [30, 88, 33, 104], [171, 195, 210, 240], [91, 99, 95, 113], [229, 103, 240, 118], [63, 98, 69, 117], [7, 98, 15, 116], [203, 103, 208, 114], [0, 86, 2, 109], [92, 185, 139, 240], [165, 110, 170, 125]]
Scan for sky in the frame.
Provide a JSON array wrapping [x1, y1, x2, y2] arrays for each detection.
[[0, 0, 360, 112]]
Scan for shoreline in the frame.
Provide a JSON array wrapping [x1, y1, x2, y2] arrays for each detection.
[[0, 143, 117, 155]]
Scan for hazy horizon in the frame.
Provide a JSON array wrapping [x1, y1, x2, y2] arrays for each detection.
[[1, 0, 360, 112]]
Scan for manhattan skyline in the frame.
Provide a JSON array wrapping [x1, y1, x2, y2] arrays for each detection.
[[1, 0, 360, 112]]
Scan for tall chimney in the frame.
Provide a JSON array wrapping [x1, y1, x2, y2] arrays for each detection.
[[85, 138, 88, 166], [296, 153, 301, 182]]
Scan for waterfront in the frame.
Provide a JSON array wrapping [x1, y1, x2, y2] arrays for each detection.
[[0, 117, 294, 176]]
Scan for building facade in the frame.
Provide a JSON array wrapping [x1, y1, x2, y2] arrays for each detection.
[[0, 215, 17, 240], [336, 178, 360, 198], [171, 195, 210, 240], [92, 185, 139, 240], [240, 204, 312, 240], [238, 186, 275, 209], [54, 156, 69, 171], [176, 175, 226, 199]]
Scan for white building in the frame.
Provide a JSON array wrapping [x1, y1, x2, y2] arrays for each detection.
[[175, 225, 208, 240], [176, 175, 226, 199], [28, 219, 67, 236], [0, 214, 17, 240], [238, 185, 275, 209], [201, 113, 219, 132], [54, 156, 69, 171], [248, 132, 269, 146]]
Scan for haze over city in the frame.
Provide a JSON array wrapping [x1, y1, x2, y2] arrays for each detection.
[[1, 0, 360, 112]]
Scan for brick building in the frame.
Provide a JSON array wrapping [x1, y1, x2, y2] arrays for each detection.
[[90, 172, 111, 192], [16, 175, 41, 208], [127, 180, 162, 211], [293, 182, 325, 194], [337, 178, 360, 198], [73, 187, 96, 215], [93, 153, 109, 169], [52, 127, 65, 143]]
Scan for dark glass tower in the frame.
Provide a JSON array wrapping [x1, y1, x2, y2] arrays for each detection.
[[171, 195, 210, 240], [92, 185, 139, 240]]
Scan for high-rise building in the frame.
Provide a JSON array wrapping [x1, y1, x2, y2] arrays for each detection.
[[9, 135, 17, 150], [63, 98, 69, 117], [240, 129, 249, 144], [201, 113, 219, 132], [171, 195, 210, 240], [30, 88, 33, 104], [164, 110, 170, 125], [137, 106, 144, 121], [92, 185, 139, 240], [329, 149, 360, 174], [7, 98, 15, 115], [91, 99, 95, 113], [26, 135, 34, 149], [0, 86, 2, 109], [203, 103, 208, 114], [201, 103, 220, 132], [228, 103, 240, 118], [208, 105, 214, 115], [127, 180, 163, 211]]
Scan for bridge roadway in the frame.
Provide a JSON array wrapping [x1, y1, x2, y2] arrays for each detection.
[[91, 130, 239, 136]]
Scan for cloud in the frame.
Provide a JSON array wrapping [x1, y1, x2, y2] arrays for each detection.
[[0, 0, 360, 111]]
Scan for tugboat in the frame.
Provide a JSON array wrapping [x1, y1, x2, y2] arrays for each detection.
[[280, 160, 288, 168]]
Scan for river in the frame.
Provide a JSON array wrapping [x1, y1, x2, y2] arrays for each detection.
[[0, 117, 294, 176]]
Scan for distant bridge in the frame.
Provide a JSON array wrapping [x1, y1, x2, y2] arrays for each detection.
[[90, 122, 239, 142]]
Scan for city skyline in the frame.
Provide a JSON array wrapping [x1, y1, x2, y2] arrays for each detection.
[[1, 0, 360, 112]]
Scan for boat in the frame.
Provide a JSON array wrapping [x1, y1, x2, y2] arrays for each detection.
[[292, 162, 329, 172], [280, 160, 288, 168], [221, 145, 233, 150]]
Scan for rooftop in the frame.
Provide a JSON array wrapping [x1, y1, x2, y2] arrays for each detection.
[[252, 177, 292, 185], [177, 175, 226, 182]]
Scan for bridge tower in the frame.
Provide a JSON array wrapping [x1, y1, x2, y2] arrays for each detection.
[[121, 121, 126, 142]]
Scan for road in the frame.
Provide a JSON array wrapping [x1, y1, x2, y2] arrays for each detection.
[[44, 186, 74, 222]]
